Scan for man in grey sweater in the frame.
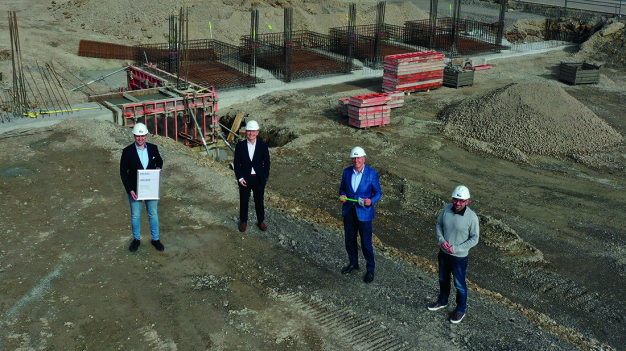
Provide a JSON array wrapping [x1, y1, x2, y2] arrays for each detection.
[[427, 185, 479, 324]]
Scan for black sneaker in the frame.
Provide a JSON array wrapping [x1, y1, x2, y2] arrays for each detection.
[[427, 302, 448, 311], [151, 240, 164, 251], [450, 312, 465, 324], [129, 239, 140, 252]]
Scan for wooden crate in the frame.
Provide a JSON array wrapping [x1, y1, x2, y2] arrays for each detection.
[[558, 62, 600, 85], [443, 69, 475, 89]]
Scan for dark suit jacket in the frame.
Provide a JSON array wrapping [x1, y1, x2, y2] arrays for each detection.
[[233, 139, 270, 186], [339, 165, 382, 221], [120, 142, 163, 194]]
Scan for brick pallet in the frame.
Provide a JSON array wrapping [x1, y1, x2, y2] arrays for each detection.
[[338, 91, 405, 128], [383, 51, 445, 93], [338, 98, 350, 116]]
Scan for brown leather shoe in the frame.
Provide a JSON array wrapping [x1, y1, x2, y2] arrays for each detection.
[[258, 222, 267, 231], [239, 223, 247, 232]]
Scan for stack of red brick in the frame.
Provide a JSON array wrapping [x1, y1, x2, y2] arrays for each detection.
[[383, 51, 445, 93], [348, 93, 391, 128], [338, 91, 405, 128]]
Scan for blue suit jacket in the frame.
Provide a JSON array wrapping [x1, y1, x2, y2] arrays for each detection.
[[120, 142, 163, 194], [233, 139, 271, 186], [339, 165, 382, 221]]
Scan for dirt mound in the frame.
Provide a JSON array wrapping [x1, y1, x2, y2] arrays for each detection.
[[577, 19, 626, 68], [439, 82, 623, 160], [48, 0, 428, 46]]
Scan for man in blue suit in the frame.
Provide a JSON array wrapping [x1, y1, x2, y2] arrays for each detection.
[[339, 146, 383, 283], [120, 122, 164, 252], [234, 120, 271, 232]]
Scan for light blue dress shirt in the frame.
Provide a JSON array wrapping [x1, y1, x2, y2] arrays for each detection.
[[351, 168, 363, 192], [135, 143, 148, 169]]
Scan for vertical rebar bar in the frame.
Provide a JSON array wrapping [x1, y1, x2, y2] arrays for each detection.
[[169, 14, 178, 75], [183, 7, 190, 89], [497, 0, 506, 45], [429, 0, 438, 49], [347, 3, 356, 73], [374, 1, 386, 66], [284, 7, 293, 83], [451, 0, 461, 57], [8, 11, 29, 118]]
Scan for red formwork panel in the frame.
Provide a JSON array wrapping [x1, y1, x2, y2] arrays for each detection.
[[128, 65, 167, 91], [120, 90, 218, 146], [349, 93, 391, 107], [349, 116, 390, 128], [384, 51, 445, 64], [383, 70, 444, 84], [348, 104, 391, 120], [338, 98, 350, 116], [90, 88, 218, 147], [384, 81, 443, 93]]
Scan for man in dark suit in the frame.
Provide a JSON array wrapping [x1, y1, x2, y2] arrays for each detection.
[[339, 146, 383, 283], [120, 122, 164, 252], [233, 120, 270, 232]]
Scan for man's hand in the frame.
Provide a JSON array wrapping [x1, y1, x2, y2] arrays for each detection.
[[363, 198, 372, 206], [442, 241, 454, 254], [339, 195, 347, 203], [130, 190, 138, 201], [239, 179, 247, 187]]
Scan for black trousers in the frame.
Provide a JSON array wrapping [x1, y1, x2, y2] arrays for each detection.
[[239, 176, 265, 224]]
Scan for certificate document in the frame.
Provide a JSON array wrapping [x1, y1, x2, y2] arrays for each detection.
[[136, 169, 161, 200]]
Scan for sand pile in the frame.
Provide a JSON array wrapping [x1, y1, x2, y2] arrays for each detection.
[[439, 82, 623, 161]]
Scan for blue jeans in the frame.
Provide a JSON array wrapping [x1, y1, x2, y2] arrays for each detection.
[[128, 194, 159, 240], [344, 206, 375, 271], [437, 250, 469, 314]]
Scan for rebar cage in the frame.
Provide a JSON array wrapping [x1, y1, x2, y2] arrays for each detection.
[[329, 24, 424, 65], [240, 30, 361, 82], [136, 39, 263, 90], [404, 17, 508, 56]]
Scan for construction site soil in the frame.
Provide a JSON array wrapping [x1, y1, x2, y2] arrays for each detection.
[[1, 1, 626, 350]]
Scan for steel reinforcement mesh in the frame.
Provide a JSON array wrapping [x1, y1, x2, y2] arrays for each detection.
[[240, 30, 360, 82], [329, 24, 425, 65], [78, 40, 137, 60], [135, 39, 262, 90], [404, 18, 508, 56], [329, 24, 425, 66]]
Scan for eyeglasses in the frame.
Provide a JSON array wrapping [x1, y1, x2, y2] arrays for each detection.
[[452, 198, 468, 204]]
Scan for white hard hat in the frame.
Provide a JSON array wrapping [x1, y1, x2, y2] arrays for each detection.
[[350, 146, 366, 158], [451, 185, 470, 200], [246, 120, 260, 131], [132, 122, 148, 136]]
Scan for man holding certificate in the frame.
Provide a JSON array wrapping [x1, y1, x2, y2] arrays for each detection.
[[120, 122, 164, 252]]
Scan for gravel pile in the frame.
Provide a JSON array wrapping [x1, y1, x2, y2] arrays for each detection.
[[439, 82, 623, 160]]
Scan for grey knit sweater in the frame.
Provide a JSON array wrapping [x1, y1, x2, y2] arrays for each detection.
[[436, 203, 480, 258]]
